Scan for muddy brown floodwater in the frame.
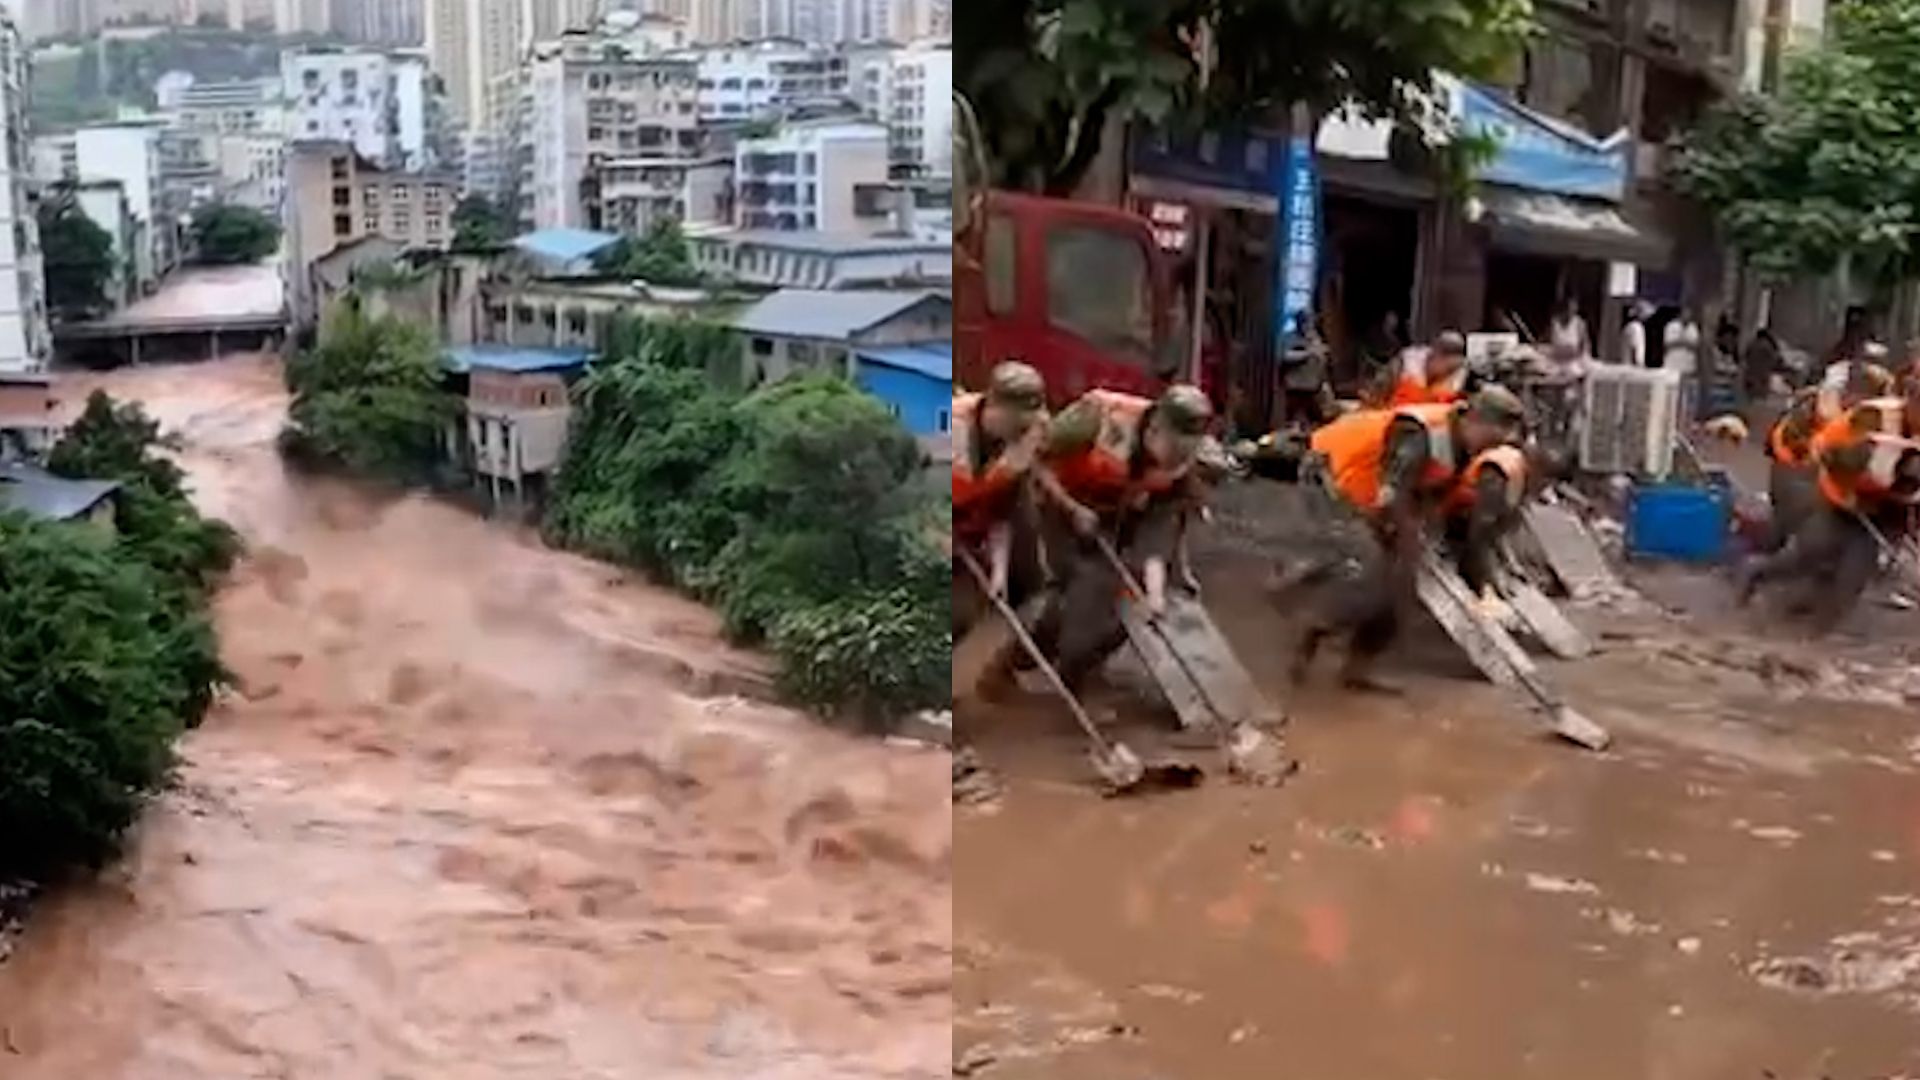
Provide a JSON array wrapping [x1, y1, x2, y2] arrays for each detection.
[[958, 481, 1920, 1080], [0, 355, 951, 1079]]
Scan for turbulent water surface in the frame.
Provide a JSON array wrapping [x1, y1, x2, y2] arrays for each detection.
[[0, 355, 951, 1079]]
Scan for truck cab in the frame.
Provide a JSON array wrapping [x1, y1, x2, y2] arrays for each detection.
[[953, 97, 1187, 409]]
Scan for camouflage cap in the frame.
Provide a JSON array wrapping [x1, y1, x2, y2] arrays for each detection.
[[986, 360, 1047, 413], [1433, 329, 1468, 357], [1157, 384, 1214, 436], [1467, 385, 1528, 429]]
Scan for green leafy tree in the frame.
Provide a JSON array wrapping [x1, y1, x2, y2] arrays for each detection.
[[38, 187, 116, 321], [49, 391, 243, 599], [189, 202, 282, 265], [592, 218, 704, 286], [451, 194, 514, 253], [0, 513, 225, 879], [1674, 0, 1920, 283], [281, 302, 454, 482], [544, 318, 948, 723], [960, 0, 1534, 194]]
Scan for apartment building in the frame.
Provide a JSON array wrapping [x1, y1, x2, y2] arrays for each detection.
[[283, 48, 434, 171], [427, 0, 524, 127], [735, 118, 887, 232], [591, 156, 731, 232], [0, 14, 46, 375], [329, 0, 425, 45], [883, 40, 950, 178], [284, 142, 457, 329], [692, 41, 851, 123], [33, 121, 173, 291], [524, 31, 700, 230], [172, 78, 287, 136]]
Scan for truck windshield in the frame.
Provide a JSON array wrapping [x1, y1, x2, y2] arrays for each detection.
[[1045, 224, 1157, 365]]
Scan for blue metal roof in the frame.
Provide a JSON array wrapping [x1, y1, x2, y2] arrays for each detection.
[[510, 228, 622, 263], [855, 341, 952, 382], [0, 464, 120, 522], [442, 344, 593, 374]]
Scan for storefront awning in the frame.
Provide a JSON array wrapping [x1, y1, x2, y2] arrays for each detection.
[[1479, 188, 1670, 266]]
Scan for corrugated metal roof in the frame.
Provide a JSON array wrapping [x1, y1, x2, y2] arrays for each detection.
[[0, 464, 119, 522], [732, 289, 946, 340], [511, 228, 622, 263], [442, 345, 593, 374], [855, 341, 952, 381]]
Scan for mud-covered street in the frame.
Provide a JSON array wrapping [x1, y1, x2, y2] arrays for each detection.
[[0, 356, 950, 1079], [956, 481, 1920, 1080]]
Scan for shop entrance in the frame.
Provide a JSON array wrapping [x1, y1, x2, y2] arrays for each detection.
[[1322, 195, 1420, 390]]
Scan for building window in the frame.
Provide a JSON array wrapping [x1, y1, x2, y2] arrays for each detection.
[[332, 187, 351, 206], [937, 408, 951, 433], [750, 336, 773, 356], [333, 213, 352, 236]]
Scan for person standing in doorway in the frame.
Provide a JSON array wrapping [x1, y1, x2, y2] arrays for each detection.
[[1665, 308, 1703, 417], [1622, 301, 1653, 367], [1548, 296, 1591, 361]]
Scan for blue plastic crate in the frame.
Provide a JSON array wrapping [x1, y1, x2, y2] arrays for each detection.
[[1627, 482, 1730, 562]]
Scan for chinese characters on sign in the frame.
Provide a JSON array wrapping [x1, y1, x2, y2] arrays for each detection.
[[1273, 134, 1320, 357]]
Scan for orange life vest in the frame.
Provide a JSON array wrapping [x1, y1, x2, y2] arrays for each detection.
[[951, 393, 1028, 542], [1446, 443, 1527, 516], [1309, 403, 1460, 513], [1045, 389, 1190, 513], [1388, 346, 1468, 407], [1818, 433, 1920, 510]]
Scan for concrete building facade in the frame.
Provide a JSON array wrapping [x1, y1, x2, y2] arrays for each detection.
[[883, 40, 950, 178], [734, 117, 887, 232], [0, 14, 46, 374], [524, 31, 700, 229], [283, 48, 435, 171], [692, 40, 851, 123], [284, 141, 456, 331]]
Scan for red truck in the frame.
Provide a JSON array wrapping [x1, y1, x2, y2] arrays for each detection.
[[952, 94, 1200, 409]]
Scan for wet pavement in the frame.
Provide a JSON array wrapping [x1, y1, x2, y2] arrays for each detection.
[[956, 478, 1920, 1080], [0, 356, 950, 1079]]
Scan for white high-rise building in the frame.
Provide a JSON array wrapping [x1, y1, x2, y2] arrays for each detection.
[[427, 0, 524, 126], [0, 14, 47, 375], [693, 41, 850, 122], [524, 30, 701, 229], [734, 117, 886, 232], [283, 48, 435, 171], [884, 40, 949, 177]]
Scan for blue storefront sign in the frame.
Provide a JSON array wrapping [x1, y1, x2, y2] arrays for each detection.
[[1130, 126, 1284, 208], [1458, 82, 1629, 203], [1273, 135, 1320, 354]]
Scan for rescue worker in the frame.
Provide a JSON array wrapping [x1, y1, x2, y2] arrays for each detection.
[[1388, 329, 1472, 407], [951, 361, 1050, 634], [1740, 398, 1920, 632], [1029, 384, 1215, 690], [1761, 386, 1822, 552], [1442, 437, 1533, 604], [1287, 387, 1526, 692], [1814, 346, 1895, 426]]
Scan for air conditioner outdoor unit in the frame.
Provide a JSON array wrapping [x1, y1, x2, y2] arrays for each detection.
[[1580, 366, 1684, 478]]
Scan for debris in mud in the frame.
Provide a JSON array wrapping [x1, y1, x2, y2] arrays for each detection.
[[1746, 825, 1802, 845], [1602, 908, 1661, 936], [953, 1044, 998, 1076], [0, 881, 33, 966], [1749, 934, 1920, 1002], [953, 748, 1002, 808], [1524, 872, 1601, 896], [896, 710, 953, 748], [1314, 824, 1387, 850], [1135, 983, 1204, 1006]]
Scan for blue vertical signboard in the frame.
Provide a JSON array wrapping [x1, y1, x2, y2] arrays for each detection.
[[1274, 134, 1320, 355]]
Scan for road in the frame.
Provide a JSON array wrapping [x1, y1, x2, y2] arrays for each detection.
[[0, 356, 951, 1079], [956, 479, 1920, 1079]]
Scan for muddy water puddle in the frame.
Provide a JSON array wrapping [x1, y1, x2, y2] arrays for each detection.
[[0, 356, 950, 1079], [957, 542, 1920, 1078]]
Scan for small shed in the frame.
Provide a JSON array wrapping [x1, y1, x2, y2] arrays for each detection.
[[0, 463, 120, 531], [854, 342, 952, 437], [508, 228, 622, 279], [730, 289, 952, 387], [441, 344, 592, 514]]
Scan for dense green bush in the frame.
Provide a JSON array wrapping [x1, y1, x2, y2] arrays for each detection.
[[3, 393, 235, 880], [282, 302, 454, 483], [546, 316, 949, 721]]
